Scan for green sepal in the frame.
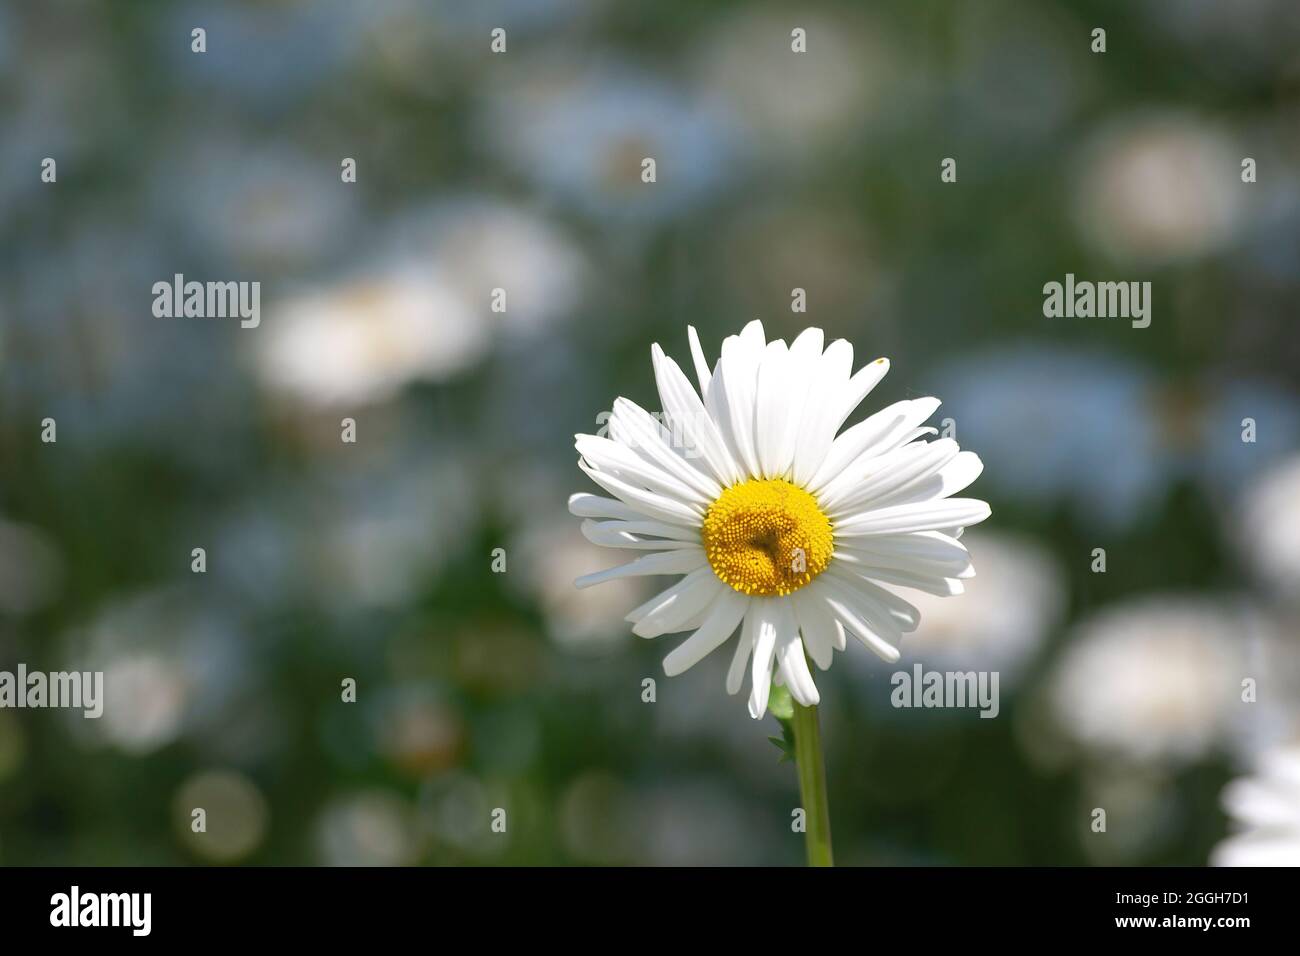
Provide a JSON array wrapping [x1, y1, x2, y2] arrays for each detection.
[[766, 684, 797, 763]]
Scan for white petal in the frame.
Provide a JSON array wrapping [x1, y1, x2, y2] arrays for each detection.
[[834, 357, 892, 430], [578, 460, 703, 527], [791, 339, 855, 486], [662, 589, 749, 676], [812, 577, 902, 662], [576, 434, 711, 508], [833, 497, 992, 538], [765, 328, 825, 478], [574, 547, 706, 589], [580, 519, 702, 551], [825, 566, 921, 631], [775, 606, 819, 706], [836, 530, 970, 566], [738, 319, 766, 352], [707, 331, 764, 478], [756, 340, 801, 479], [608, 398, 724, 501], [811, 397, 942, 494], [753, 340, 788, 477], [870, 451, 985, 510], [687, 325, 712, 397], [727, 604, 759, 695], [583, 518, 700, 543], [568, 493, 643, 521], [652, 345, 742, 486], [625, 567, 714, 625], [748, 599, 780, 718], [821, 439, 959, 516], [837, 563, 966, 597], [791, 588, 836, 670], [630, 569, 724, 637], [834, 535, 974, 580]]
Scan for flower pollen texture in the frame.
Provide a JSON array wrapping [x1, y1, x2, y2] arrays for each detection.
[[702, 479, 832, 596]]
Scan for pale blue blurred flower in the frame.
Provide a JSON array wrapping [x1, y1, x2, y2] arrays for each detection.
[[1197, 380, 1300, 496], [933, 345, 1166, 528], [161, 0, 364, 110], [480, 61, 743, 225], [933, 345, 1300, 529], [149, 131, 363, 271], [4, 222, 246, 457], [432, 0, 592, 33]]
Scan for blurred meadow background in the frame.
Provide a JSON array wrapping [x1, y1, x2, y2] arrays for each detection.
[[1, 0, 1299, 865]]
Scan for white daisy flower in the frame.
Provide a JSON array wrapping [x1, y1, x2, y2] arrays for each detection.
[[1046, 596, 1249, 766], [1236, 453, 1300, 605], [1211, 743, 1300, 866], [571, 321, 990, 718]]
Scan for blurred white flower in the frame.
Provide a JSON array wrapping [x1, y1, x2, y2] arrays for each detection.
[[1072, 113, 1245, 264], [154, 135, 361, 269], [97, 655, 190, 755], [899, 530, 1065, 684], [383, 199, 589, 336], [255, 196, 586, 408], [316, 790, 419, 866], [1048, 597, 1250, 766], [693, 7, 899, 164], [311, 454, 478, 609], [1211, 743, 1300, 866], [1236, 453, 1300, 604], [480, 59, 741, 224], [68, 591, 246, 756], [508, 512, 653, 652], [256, 265, 488, 408]]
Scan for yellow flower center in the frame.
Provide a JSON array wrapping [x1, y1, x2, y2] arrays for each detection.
[[701, 478, 834, 597]]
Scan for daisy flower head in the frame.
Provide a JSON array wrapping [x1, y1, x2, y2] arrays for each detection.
[[570, 321, 990, 719], [1211, 742, 1300, 867]]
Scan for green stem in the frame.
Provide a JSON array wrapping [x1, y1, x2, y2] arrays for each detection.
[[791, 700, 833, 867]]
